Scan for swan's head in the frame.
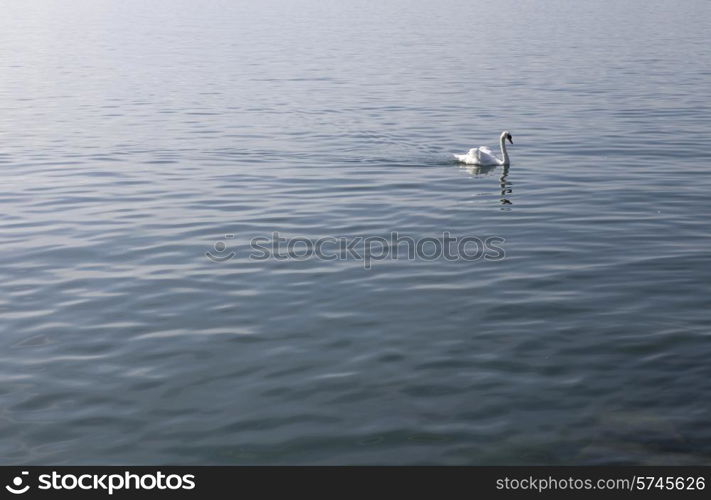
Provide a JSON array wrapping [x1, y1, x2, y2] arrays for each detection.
[[501, 131, 513, 144]]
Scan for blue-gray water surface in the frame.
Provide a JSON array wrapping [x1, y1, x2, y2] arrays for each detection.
[[1, 0, 710, 464]]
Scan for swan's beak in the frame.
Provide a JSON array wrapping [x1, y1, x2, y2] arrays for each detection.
[[507, 136, 513, 144]]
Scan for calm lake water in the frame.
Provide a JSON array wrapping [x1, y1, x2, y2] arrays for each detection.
[[1, 0, 710, 465]]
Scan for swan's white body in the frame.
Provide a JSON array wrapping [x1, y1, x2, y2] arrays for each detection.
[[454, 131, 512, 166]]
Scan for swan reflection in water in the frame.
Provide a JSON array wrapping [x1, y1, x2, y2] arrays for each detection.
[[461, 164, 513, 206]]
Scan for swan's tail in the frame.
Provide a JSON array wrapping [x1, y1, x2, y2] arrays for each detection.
[[453, 153, 467, 162]]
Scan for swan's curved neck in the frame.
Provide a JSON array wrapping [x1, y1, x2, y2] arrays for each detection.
[[499, 135, 510, 166]]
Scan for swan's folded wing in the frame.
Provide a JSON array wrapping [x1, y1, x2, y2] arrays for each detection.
[[478, 146, 494, 156], [476, 147, 497, 164], [455, 153, 479, 165]]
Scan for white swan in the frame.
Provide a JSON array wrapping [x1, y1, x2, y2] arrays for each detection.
[[454, 131, 513, 166]]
